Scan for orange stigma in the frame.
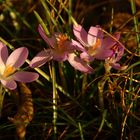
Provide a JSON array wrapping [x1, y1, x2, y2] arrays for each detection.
[[56, 34, 68, 50], [3, 65, 15, 78], [88, 39, 101, 56]]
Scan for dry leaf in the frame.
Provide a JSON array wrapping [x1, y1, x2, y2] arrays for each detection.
[[8, 83, 34, 140], [113, 13, 132, 29]]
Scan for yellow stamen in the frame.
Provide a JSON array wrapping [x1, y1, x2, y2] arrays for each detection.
[[88, 39, 101, 56], [112, 45, 118, 52], [56, 34, 68, 51], [3, 65, 15, 78]]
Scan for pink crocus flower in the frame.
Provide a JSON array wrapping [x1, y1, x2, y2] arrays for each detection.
[[105, 43, 127, 71], [73, 24, 121, 62], [30, 24, 93, 73], [0, 42, 39, 90]]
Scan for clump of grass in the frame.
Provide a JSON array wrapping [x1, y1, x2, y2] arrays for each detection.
[[1, 0, 140, 140]]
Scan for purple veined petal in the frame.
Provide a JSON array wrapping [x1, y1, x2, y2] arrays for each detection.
[[71, 39, 86, 52], [87, 26, 100, 46], [67, 53, 93, 73], [38, 24, 56, 48], [1, 79, 17, 90], [53, 50, 68, 62], [115, 44, 124, 61], [102, 32, 121, 49], [95, 25, 104, 38], [110, 63, 121, 70], [0, 42, 8, 65], [80, 52, 94, 62], [95, 49, 114, 60], [73, 24, 88, 46], [113, 32, 121, 40], [30, 49, 53, 68], [6, 47, 28, 69], [13, 71, 39, 83]]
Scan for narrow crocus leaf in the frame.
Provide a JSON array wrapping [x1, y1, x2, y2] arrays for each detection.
[[34, 11, 50, 36]]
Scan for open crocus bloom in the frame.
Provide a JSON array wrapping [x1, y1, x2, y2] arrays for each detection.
[[0, 42, 39, 90], [105, 43, 127, 71], [30, 24, 93, 73], [73, 24, 121, 62]]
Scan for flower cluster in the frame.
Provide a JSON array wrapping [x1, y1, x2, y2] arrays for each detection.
[[0, 23, 126, 90], [30, 25, 93, 73], [30, 24, 126, 72], [72, 24, 126, 71]]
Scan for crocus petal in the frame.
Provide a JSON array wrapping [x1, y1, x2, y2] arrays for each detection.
[[53, 51, 68, 61], [87, 26, 100, 46], [71, 39, 86, 52], [95, 49, 114, 60], [73, 24, 88, 46], [1, 79, 17, 90], [110, 63, 121, 70], [80, 52, 94, 62], [102, 33, 120, 49], [110, 63, 127, 70], [116, 44, 124, 61], [0, 42, 8, 64], [67, 53, 93, 73], [6, 47, 28, 68], [38, 24, 56, 48], [113, 32, 120, 40], [13, 71, 39, 83], [30, 49, 53, 68]]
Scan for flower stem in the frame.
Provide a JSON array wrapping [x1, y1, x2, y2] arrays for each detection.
[[98, 78, 106, 111], [78, 122, 84, 140], [0, 85, 5, 117], [93, 110, 107, 140], [52, 61, 57, 138], [130, 0, 140, 52]]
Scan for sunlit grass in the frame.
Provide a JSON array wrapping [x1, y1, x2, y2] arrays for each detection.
[[1, 0, 140, 140]]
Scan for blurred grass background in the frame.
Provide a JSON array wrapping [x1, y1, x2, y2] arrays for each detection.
[[1, 0, 140, 140]]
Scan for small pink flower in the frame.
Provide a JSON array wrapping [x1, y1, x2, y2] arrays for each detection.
[[0, 42, 39, 90], [30, 25, 93, 73], [73, 24, 120, 62], [105, 43, 127, 71]]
